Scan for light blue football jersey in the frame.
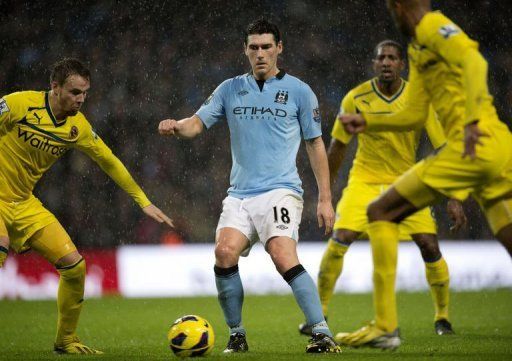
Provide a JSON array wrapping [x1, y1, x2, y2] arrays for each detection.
[[196, 70, 322, 198]]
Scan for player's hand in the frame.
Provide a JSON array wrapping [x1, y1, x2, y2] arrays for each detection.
[[447, 199, 467, 233], [317, 199, 335, 235], [143, 204, 174, 228], [158, 119, 179, 136], [339, 113, 367, 134], [462, 121, 488, 160]]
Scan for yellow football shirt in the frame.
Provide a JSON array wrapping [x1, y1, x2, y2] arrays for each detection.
[[364, 11, 503, 140], [331, 78, 445, 183], [0, 91, 151, 207]]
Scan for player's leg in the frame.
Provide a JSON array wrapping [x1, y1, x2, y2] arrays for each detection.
[[253, 189, 339, 353], [0, 200, 12, 268], [215, 226, 250, 353], [267, 236, 327, 333], [335, 188, 415, 348], [496, 223, 512, 258], [316, 180, 373, 322], [28, 222, 102, 355], [0, 218, 9, 268], [318, 230, 356, 309], [483, 195, 512, 258], [337, 168, 442, 349], [411, 232, 453, 334], [297, 230, 356, 336], [214, 196, 253, 353], [266, 236, 340, 353], [317, 232, 356, 315]]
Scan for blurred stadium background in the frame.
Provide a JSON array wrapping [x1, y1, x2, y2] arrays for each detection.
[[1, 0, 512, 300]]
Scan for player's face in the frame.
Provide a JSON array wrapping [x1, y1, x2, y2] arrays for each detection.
[[386, 0, 413, 36], [244, 33, 283, 80], [52, 75, 90, 116], [373, 46, 404, 83]]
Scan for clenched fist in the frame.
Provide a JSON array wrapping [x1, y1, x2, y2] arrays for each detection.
[[158, 119, 180, 136]]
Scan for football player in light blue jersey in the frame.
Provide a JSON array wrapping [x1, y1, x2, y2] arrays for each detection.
[[158, 19, 340, 354]]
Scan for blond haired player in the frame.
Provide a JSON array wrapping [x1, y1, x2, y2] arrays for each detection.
[[0, 58, 172, 354], [339, 0, 512, 349], [298, 40, 466, 341]]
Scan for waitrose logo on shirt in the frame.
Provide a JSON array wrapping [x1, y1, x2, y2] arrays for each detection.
[[17, 127, 67, 157]]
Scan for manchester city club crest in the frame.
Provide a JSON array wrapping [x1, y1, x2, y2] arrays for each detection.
[[274, 90, 288, 105]]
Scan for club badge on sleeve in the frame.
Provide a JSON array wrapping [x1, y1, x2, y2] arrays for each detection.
[[0, 99, 10, 115]]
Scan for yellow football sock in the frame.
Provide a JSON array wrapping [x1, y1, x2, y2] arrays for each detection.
[[425, 257, 450, 321], [367, 221, 399, 333], [318, 239, 349, 316], [55, 258, 86, 345]]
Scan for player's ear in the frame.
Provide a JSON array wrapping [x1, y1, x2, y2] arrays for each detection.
[[399, 59, 406, 71], [276, 40, 283, 55], [372, 59, 378, 73], [50, 81, 60, 94]]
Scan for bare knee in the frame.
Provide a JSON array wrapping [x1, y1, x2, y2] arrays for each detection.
[[367, 200, 387, 222], [333, 229, 358, 244], [55, 250, 82, 268], [412, 233, 441, 262], [368, 187, 419, 223], [215, 228, 249, 268], [496, 223, 512, 258], [215, 243, 240, 268], [267, 237, 299, 275]]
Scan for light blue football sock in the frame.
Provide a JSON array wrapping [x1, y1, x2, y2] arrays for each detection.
[[284, 264, 332, 337], [214, 264, 245, 335]]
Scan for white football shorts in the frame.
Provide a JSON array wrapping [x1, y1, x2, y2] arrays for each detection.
[[216, 188, 304, 256]]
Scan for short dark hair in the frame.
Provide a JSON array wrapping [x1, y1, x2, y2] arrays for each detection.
[[374, 40, 404, 60], [244, 19, 281, 45], [50, 58, 90, 85]]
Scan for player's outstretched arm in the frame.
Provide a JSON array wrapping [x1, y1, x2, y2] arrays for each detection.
[[459, 50, 490, 159], [143, 204, 174, 227], [91, 152, 174, 227], [75, 126, 174, 227], [158, 115, 204, 139], [340, 113, 367, 135], [305, 136, 334, 235], [351, 64, 430, 134]]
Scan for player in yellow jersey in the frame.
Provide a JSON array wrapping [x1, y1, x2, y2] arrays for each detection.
[[0, 58, 173, 355], [339, 0, 512, 349], [297, 40, 466, 340]]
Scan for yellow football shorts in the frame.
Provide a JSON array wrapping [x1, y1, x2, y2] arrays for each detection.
[[394, 122, 512, 235], [334, 179, 437, 240], [0, 195, 76, 262]]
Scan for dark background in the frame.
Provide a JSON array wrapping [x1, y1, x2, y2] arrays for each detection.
[[1, 0, 511, 248]]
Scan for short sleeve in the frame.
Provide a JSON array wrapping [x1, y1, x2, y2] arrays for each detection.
[[195, 79, 231, 129], [298, 83, 322, 140]]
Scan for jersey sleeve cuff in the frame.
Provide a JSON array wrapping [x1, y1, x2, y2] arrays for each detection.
[[136, 195, 152, 208], [194, 112, 211, 130]]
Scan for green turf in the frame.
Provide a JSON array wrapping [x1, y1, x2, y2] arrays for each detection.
[[0, 290, 511, 360]]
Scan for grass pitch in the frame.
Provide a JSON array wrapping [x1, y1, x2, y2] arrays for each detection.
[[0, 290, 511, 360]]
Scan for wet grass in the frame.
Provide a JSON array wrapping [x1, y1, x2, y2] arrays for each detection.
[[0, 290, 511, 360]]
